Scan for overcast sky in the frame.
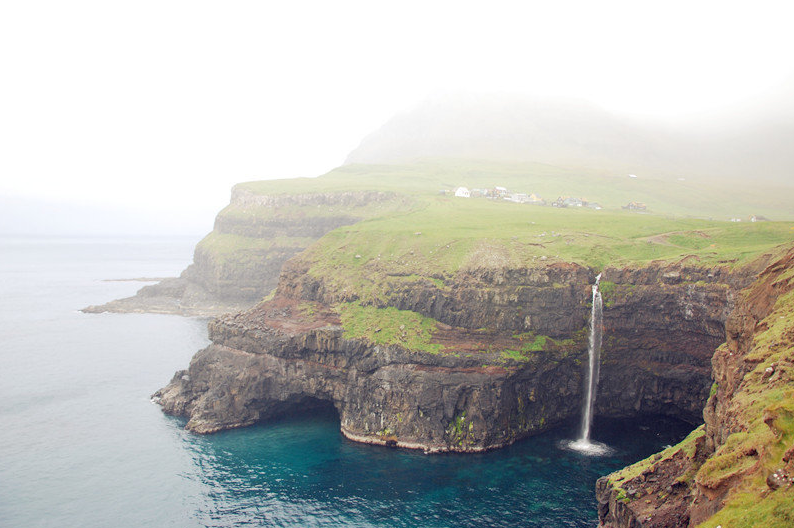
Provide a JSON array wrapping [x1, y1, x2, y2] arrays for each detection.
[[2, 0, 793, 235]]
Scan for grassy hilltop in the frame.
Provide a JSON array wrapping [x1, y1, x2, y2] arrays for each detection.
[[200, 159, 794, 361], [228, 160, 794, 300]]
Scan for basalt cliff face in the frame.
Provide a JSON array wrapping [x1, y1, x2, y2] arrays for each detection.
[[83, 188, 404, 316], [154, 251, 751, 453], [596, 246, 794, 527]]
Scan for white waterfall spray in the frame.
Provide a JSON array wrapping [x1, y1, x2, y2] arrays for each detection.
[[579, 273, 603, 442], [566, 273, 610, 455]]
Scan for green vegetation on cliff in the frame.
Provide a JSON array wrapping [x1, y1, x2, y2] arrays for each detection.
[[609, 425, 705, 490], [197, 231, 314, 263], [697, 281, 794, 528], [339, 302, 443, 354], [185, 159, 794, 316], [600, 247, 794, 528], [299, 194, 794, 308]]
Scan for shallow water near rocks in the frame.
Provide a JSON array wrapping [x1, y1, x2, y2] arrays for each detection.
[[0, 236, 692, 527]]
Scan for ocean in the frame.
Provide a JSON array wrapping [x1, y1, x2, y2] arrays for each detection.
[[0, 236, 691, 527]]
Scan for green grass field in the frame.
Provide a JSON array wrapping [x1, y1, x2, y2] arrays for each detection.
[[211, 160, 794, 348], [238, 159, 794, 221], [302, 195, 794, 302]]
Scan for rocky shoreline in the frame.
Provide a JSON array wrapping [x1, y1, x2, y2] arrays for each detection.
[[152, 256, 748, 454]]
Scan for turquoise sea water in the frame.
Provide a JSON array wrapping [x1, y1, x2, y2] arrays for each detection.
[[0, 237, 692, 527]]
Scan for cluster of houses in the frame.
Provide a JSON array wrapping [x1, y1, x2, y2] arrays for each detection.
[[445, 185, 773, 222], [447, 186, 604, 210], [730, 215, 770, 223]]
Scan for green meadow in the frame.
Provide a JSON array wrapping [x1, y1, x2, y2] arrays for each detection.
[[213, 160, 794, 354], [303, 195, 794, 292], [238, 159, 794, 221]]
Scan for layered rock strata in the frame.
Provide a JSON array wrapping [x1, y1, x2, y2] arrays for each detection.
[[155, 257, 747, 453], [596, 246, 794, 527]]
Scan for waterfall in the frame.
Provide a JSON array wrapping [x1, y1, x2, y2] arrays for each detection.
[[565, 273, 609, 455], [579, 273, 603, 443]]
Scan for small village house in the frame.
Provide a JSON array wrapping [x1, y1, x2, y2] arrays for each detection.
[[622, 201, 647, 211], [493, 186, 509, 198]]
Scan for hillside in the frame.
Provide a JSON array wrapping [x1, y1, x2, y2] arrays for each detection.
[[152, 168, 794, 527], [242, 160, 794, 220], [345, 93, 794, 185], [85, 160, 794, 317]]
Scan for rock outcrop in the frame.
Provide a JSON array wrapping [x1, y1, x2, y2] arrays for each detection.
[[154, 253, 748, 453], [154, 297, 582, 451], [596, 246, 794, 527]]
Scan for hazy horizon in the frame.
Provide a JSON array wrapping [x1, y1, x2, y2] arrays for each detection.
[[2, 1, 794, 235]]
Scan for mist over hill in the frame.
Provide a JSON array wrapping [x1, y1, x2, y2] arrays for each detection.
[[345, 92, 794, 185]]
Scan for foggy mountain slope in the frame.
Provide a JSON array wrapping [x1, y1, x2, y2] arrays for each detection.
[[345, 93, 794, 184]]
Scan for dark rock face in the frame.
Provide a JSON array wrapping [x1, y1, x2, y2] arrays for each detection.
[[155, 259, 747, 453], [158, 298, 582, 449], [277, 259, 595, 336], [154, 303, 581, 451], [595, 248, 792, 528], [597, 264, 748, 425]]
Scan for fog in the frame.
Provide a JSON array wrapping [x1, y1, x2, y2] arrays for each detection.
[[346, 87, 794, 185], [2, 1, 793, 235]]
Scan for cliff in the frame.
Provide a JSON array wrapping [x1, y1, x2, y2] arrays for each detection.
[[150, 174, 794, 455], [83, 187, 406, 316], [153, 246, 755, 452], [596, 245, 794, 527]]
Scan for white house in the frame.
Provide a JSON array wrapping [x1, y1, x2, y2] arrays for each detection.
[[454, 187, 471, 198]]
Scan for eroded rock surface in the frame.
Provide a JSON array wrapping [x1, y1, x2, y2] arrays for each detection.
[[596, 247, 794, 528], [155, 258, 746, 453]]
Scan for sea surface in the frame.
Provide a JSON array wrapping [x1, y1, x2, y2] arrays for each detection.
[[0, 236, 692, 527]]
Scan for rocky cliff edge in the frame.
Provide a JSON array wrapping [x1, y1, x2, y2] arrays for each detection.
[[153, 252, 752, 453], [596, 245, 794, 527]]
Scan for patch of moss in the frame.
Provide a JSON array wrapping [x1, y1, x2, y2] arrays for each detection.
[[297, 302, 316, 317], [598, 280, 617, 296], [609, 426, 705, 488], [501, 334, 550, 361], [702, 488, 794, 528], [697, 431, 758, 489], [615, 488, 629, 502], [446, 411, 473, 446], [338, 301, 443, 354]]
